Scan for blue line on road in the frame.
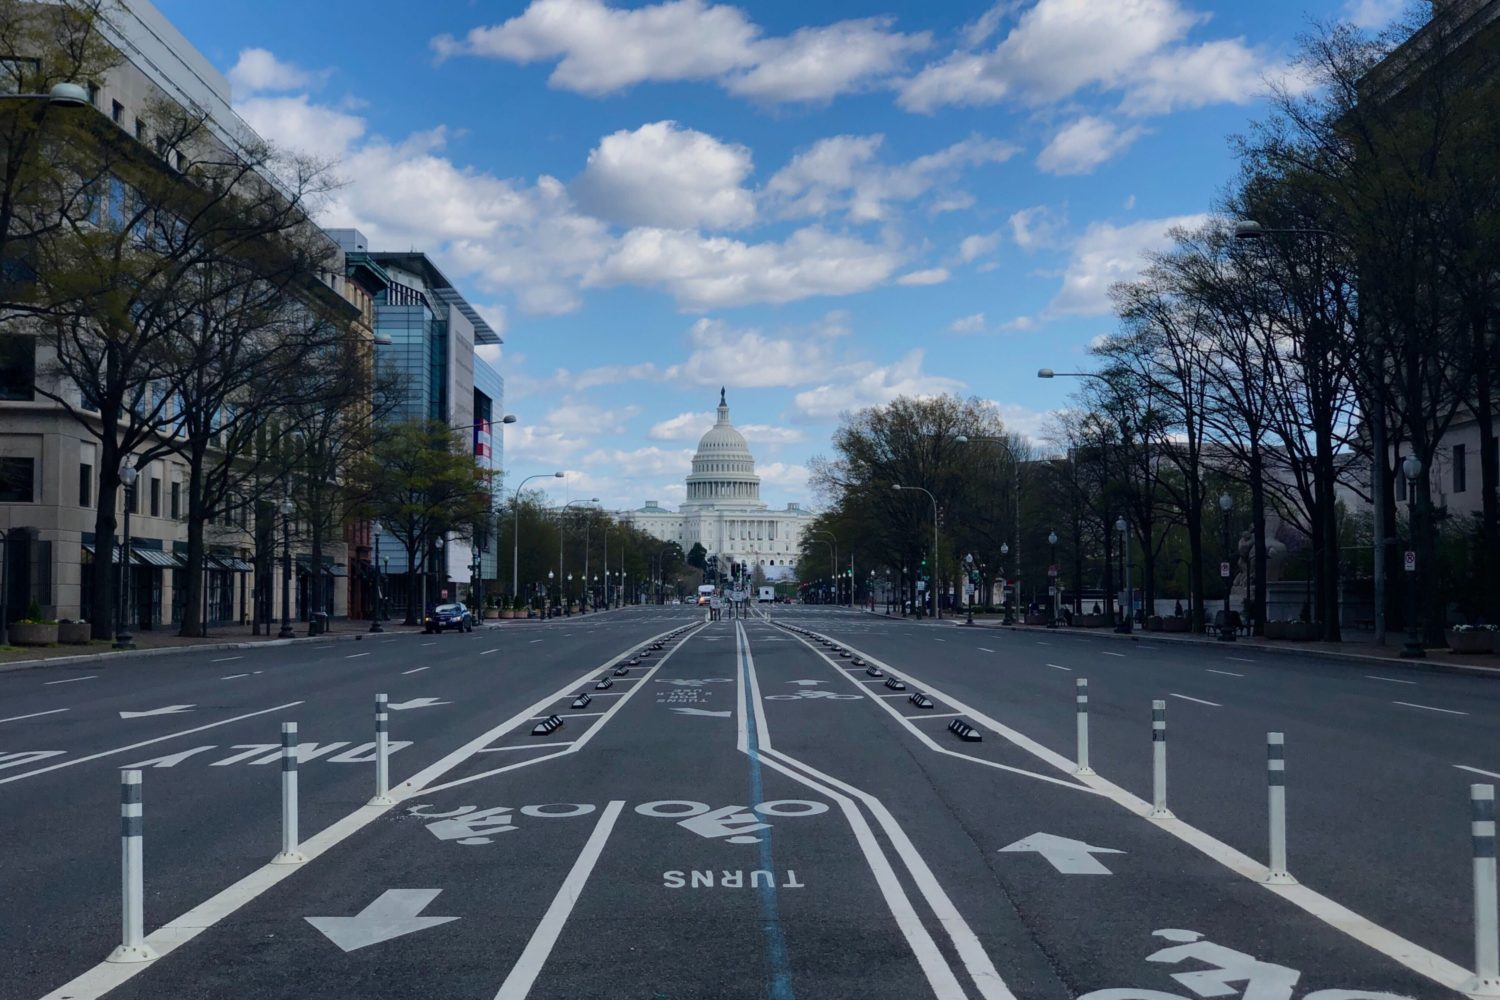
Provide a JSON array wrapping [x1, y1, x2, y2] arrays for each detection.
[[739, 631, 795, 1000]]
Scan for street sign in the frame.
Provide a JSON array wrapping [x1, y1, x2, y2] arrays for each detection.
[[1404, 550, 1416, 572], [440, 589, 448, 599], [916, 581, 926, 591], [1048, 587, 1057, 597], [1220, 561, 1231, 579], [1047, 564, 1058, 577]]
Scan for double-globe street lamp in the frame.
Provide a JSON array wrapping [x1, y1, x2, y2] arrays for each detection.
[[1048, 531, 1059, 627], [1219, 493, 1236, 642], [114, 461, 139, 650], [558, 499, 599, 616], [511, 472, 564, 605], [1401, 455, 1425, 660], [368, 522, 384, 633], [893, 483, 941, 620], [278, 496, 296, 639]]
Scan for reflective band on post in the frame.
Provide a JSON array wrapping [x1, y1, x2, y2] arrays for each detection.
[[1469, 784, 1500, 995], [1264, 732, 1293, 884], [106, 769, 158, 963], [272, 721, 305, 864]]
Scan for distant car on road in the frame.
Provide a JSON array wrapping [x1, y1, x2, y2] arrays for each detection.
[[424, 602, 474, 633]]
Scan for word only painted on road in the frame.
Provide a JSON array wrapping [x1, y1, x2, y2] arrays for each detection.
[[655, 678, 733, 705], [662, 870, 805, 889], [1075, 928, 1414, 1000]]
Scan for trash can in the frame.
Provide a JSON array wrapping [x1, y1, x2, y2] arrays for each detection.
[[309, 611, 329, 636]]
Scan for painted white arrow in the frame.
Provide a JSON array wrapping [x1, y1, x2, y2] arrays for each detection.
[[670, 707, 732, 718], [387, 698, 451, 711], [786, 679, 826, 687], [305, 889, 457, 952], [118, 705, 195, 719], [999, 832, 1124, 875]]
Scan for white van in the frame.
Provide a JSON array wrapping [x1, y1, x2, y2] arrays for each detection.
[[757, 586, 775, 603], [697, 584, 716, 606]]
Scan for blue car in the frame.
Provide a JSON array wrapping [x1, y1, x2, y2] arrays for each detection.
[[424, 602, 474, 633]]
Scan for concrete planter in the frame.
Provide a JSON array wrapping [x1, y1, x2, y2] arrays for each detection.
[[1263, 621, 1287, 640], [56, 622, 92, 645], [1146, 616, 1164, 631], [1284, 622, 1318, 641], [1446, 630, 1495, 654], [1024, 613, 1050, 626], [10, 622, 58, 646], [1162, 617, 1190, 633], [1078, 614, 1109, 628]]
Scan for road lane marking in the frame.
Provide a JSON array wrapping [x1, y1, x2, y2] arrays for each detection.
[[809, 631, 1478, 998], [1206, 669, 1243, 677], [1035, 641, 1052, 646], [0, 701, 304, 785], [1366, 675, 1417, 685], [492, 801, 626, 1000], [44, 675, 96, 685], [530, 639, 544, 644], [421, 642, 437, 647], [978, 647, 996, 652], [1456, 765, 1500, 780], [738, 625, 994, 1000], [210, 656, 243, 663], [480, 648, 499, 655], [1393, 701, 1467, 716], [530, 712, 605, 719], [1224, 657, 1255, 663], [220, 673, 250, 680], [1047, 663, 1072, 672], [878, 693, 909, 698], [346, 653, 370, 659], [477, 743, 577, 753], [0, 708, 69, 724], [1168, 693, 1222, 708], [1101, 651, 1125, 657], [905, 712, 964, 720], [402, 667, 430, 675]]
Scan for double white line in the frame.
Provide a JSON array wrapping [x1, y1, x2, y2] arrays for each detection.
[[733, 621, 1015, 1000]]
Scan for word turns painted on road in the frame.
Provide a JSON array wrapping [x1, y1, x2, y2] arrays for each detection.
[[635, 799, 830, 844], [1075, 928, 1414, 1000], [662, 870, 805, 889]]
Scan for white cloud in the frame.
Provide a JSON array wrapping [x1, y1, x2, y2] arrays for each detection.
[[1049, 213, 1208, 315], [435, 0, 925, 103], [582, 446, 694, 478], [1344, 0, 1409, 30], [650, 411, 717, 440], [766, 133, 1017, 223], [542, 399, 642, 436], [228, 48, 326, 96], [1036, 116, 1145, 175], [756, 462, 810, 492], [663, 317, 835, 388], [1009, 204, 1066, 251], [949, 312, 986, 334], [958, 231, 1001, 262], [1121, 39, 1287, 116], [791, 349, 965, 419], [573, 121, 755, 229], [987, 401, 1058, 442], [897, 268, 950, 286], [740, 424, 805, 445], [726, 18, 931, 102], [237, 95, 366, 161], [588, 226, 902, 311]]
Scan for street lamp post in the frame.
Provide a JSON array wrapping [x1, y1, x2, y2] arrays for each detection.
[[965, 553, 975, 625], [1401, 456, 1425, 659], [1219, 494, 1236, 642], [999, 542, 1010, 623], [278, 497, 295, 639], [1047, 531, 1059, 627], [114, 462, 139, 650], [511, 472, 564, 605], [558, 498, 598, 616], [369, 522, 384, 633], [1116, 516, 1133, 634], [547, 570, 555, 617], [894, 484, 941, 620]]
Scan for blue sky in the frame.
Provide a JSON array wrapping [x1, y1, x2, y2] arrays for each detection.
[[157, 0, 1409, 511]]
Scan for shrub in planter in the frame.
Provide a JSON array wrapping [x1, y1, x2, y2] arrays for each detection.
[[1146, 615, 1164, 631], [57, 620, 92, 644], [1446, 625, 1497, 654], [1024, 613, 1050, 626]]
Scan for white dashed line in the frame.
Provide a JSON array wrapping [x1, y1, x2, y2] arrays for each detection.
[[44, 675, 96, 685], [1101, 651, 1125, 657], [1366, 675, 1416, 685], [978, 647, 996, 652], [1046, 663, 1072, 672], [346, 652, 370, 659], [1169, 693, 1222, 707], [480, 648, 499, 655], [421, 641, 437, 647], [1206, 669, 1244, 677], [210, 656, 243, 663], [402, 666, 431, 675], [905, 711, 964, 720], [1224, 657, 1255, 663], [1393, 701, 1467, 716], [530, 639, 544, 644], [1456, 765, 1500, 780], [220, 673, 250, 680], [0, 708, 69, 724]]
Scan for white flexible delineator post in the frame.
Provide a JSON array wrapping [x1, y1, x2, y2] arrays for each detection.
[[1074, 678, 1093, 775], [105, 769, 158, 963], [272, 721, 306, 864], [1264, 732, 1295, 884], [371, 693, 393, 805], [1149, 699, 1172, 820], [1468, 783, 1500, 997]]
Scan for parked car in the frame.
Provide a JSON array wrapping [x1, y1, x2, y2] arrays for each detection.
[[424, 602, 474, 633]]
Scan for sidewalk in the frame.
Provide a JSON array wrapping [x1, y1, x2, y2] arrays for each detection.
[[876, 611, 1500, 677]]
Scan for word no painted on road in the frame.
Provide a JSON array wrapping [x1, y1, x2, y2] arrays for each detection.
[[636, 799, 830, 844]]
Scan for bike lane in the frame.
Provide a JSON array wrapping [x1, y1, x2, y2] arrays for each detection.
[[746, 620, 1462, 1000]]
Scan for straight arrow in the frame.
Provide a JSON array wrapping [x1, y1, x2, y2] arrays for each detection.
[[387, 698, 451, 711], [669, 707, 732, 717], [999, 832, 1124, 875], [305, 889, 457, 952], [118, 705, 195, 719]]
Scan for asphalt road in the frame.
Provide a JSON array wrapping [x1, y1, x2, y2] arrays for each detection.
[[1, 605, 1493, 1000]]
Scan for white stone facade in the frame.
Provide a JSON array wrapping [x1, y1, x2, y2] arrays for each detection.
[[619, 392, 814, 581]]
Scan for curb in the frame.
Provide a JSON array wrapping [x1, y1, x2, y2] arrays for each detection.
[[863, 609, 1500, 679], [0, 628, 424, 674]]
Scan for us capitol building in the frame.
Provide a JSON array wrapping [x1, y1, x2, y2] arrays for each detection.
[[619, 391, 815, 581]]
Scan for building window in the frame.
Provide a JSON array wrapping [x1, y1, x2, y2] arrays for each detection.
[[111, 99, 124, 125], [0, 457, 35, 502], [0, 333, 35, 400], [80, 462, 92, 507], [134, 117, 146, 142], [150, 477, 161, 516], [1453, 444, 1467, 494], [170, 481, 180, 519]]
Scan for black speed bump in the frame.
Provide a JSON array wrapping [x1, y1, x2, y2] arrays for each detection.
[[571, 693, 593, 709], [852, 657, 866, 667], [864, 664, 884, 678], [884, 677, 907, 691], [909, 692, 934, 709], [614, 665, 631, 676], [839, 651, 852, 659], [947, 719, 982, 742], [594, 677, 614, 690], [626, 658, 641, 666], [531, 715, 565, 736]]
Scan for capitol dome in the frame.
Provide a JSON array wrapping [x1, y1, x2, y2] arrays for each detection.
[[683, 388, 764, 509]]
